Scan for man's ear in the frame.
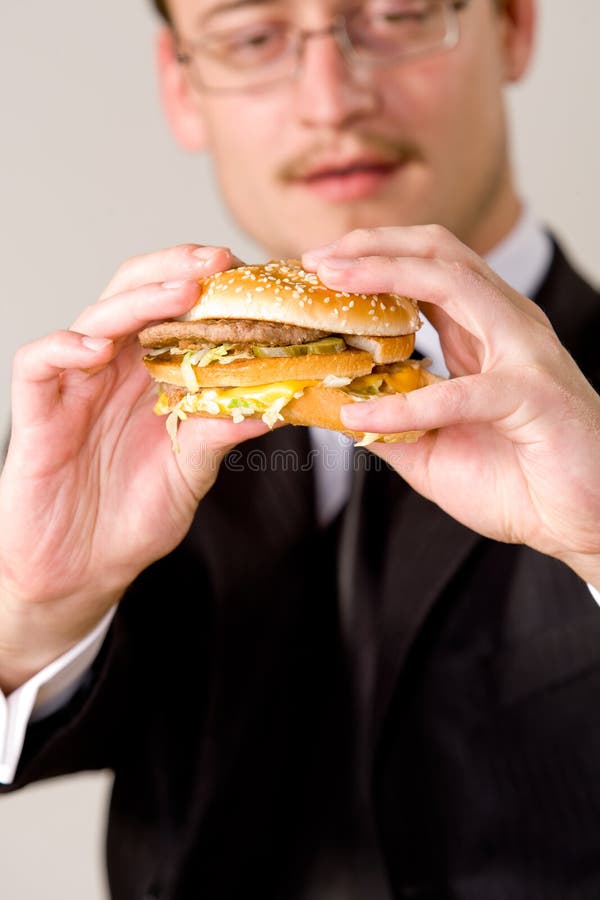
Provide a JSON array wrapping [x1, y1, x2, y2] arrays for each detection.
[[498, 0, 536, 83], [156, 28, 207, 151]]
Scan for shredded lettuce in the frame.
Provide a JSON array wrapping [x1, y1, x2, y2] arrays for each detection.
[[166, 407, 187, 453], [194, 344, 233, 366], [320, 375, 352, 389], [262, 396, 289, 429], [181, 352, 200, 392], [353, 432, 381, 448]]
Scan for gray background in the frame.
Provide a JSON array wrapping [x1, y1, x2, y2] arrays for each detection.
[[0, 2, 598, 897]]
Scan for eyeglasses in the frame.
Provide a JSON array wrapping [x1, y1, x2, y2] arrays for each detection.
[[175, 0, 472, 93]]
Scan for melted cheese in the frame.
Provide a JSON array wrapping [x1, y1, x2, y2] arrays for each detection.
[[155, 380, 319, 424]]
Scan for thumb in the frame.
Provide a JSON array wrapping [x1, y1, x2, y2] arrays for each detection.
[[340, 370, 525, 435], [169, 414, 270, 499]]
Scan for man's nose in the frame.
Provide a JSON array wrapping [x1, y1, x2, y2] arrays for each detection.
[[293, 32, 381, 128]]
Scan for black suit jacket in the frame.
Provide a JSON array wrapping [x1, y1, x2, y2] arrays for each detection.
[[2, 241, 600, 900]]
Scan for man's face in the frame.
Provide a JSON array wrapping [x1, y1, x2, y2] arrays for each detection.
[[165, 0, 526, 257]]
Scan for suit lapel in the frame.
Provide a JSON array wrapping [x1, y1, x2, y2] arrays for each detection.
[[338, 455, 481, 742], [370, 470, 481, 746]]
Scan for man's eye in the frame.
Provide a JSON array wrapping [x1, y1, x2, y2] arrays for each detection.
[[367, 0, 433, 25], [378, 12, 426, 23], [210, 26, 288, 67]]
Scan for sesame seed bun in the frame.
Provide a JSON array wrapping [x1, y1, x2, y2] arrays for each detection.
[[178, 260, 420, 337]]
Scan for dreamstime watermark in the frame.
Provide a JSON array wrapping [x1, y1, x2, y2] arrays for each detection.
[[185, 434, 391, 474]]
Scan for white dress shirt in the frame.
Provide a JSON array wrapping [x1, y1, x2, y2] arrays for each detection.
[[1, 210, 598, 785]]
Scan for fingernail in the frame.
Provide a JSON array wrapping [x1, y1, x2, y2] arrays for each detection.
[[304, 242, 339, 261], [340, 401, 376, 423], [162, 280, 188, 289], [320, 257, 356, 270], [192, 247, 219, 262], [82, 336, 112, 352]]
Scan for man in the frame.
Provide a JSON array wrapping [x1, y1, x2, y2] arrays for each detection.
[[1, 0, 599, 897]]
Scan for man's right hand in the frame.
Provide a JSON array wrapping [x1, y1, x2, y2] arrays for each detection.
[[0, 244, 268, 693]]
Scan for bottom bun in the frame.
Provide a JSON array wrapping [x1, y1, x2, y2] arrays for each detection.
[[156, 362, 440, 449], [277, 384, 425, 445]]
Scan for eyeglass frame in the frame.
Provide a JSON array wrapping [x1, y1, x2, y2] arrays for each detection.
[[173, 0, 473, 94]]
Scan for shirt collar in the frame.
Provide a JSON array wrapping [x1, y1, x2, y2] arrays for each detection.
[[485, 206, 553, 298]]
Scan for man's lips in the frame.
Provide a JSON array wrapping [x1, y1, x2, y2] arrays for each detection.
[[291, 159, 402, 202], [302, 160, 399, 183]]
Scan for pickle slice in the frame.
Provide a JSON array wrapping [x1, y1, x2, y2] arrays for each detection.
[[252, 336, 346, 358]]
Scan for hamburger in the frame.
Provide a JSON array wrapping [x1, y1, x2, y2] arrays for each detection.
[[139, 260, 437, 447]]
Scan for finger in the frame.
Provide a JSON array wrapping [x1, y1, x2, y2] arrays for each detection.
[[166, 415, 271, 501], [11, 331, 116, 425], [71, 279, 201, 340], [303, 224, 482, 269], [315, 255, 546, 360], [100, 245, 243, 301], [340, 372, 524, 435], [303, 225, 549, 327]]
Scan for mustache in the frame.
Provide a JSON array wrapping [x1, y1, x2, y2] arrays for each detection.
[[278, 133, 422, 181]]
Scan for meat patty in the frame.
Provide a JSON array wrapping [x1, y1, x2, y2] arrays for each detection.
[[139, 318, 329, 349], [158, 382, 187, 404]]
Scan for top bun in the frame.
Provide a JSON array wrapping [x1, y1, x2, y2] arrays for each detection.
[[178, 260, 420, 337]]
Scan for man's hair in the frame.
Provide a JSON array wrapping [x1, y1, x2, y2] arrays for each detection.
[[150, 0, 507, 28], [152, 0, 171, 24]]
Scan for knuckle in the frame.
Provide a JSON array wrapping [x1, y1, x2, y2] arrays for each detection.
[[349, 227, 380, 246], [114, 253, 141, 278], [352, 228, 380, 243], [447, 259, 478, 285], [177, 242, 204, 253], [422, 223, 451, 250], [12, 343, 31, 373], [79, 301, 97, 319], [12, 332, 59, 373], [443, 378, 469, 420]]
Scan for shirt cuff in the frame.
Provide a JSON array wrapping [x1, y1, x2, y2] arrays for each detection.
[[0, 605, 117, 785]]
